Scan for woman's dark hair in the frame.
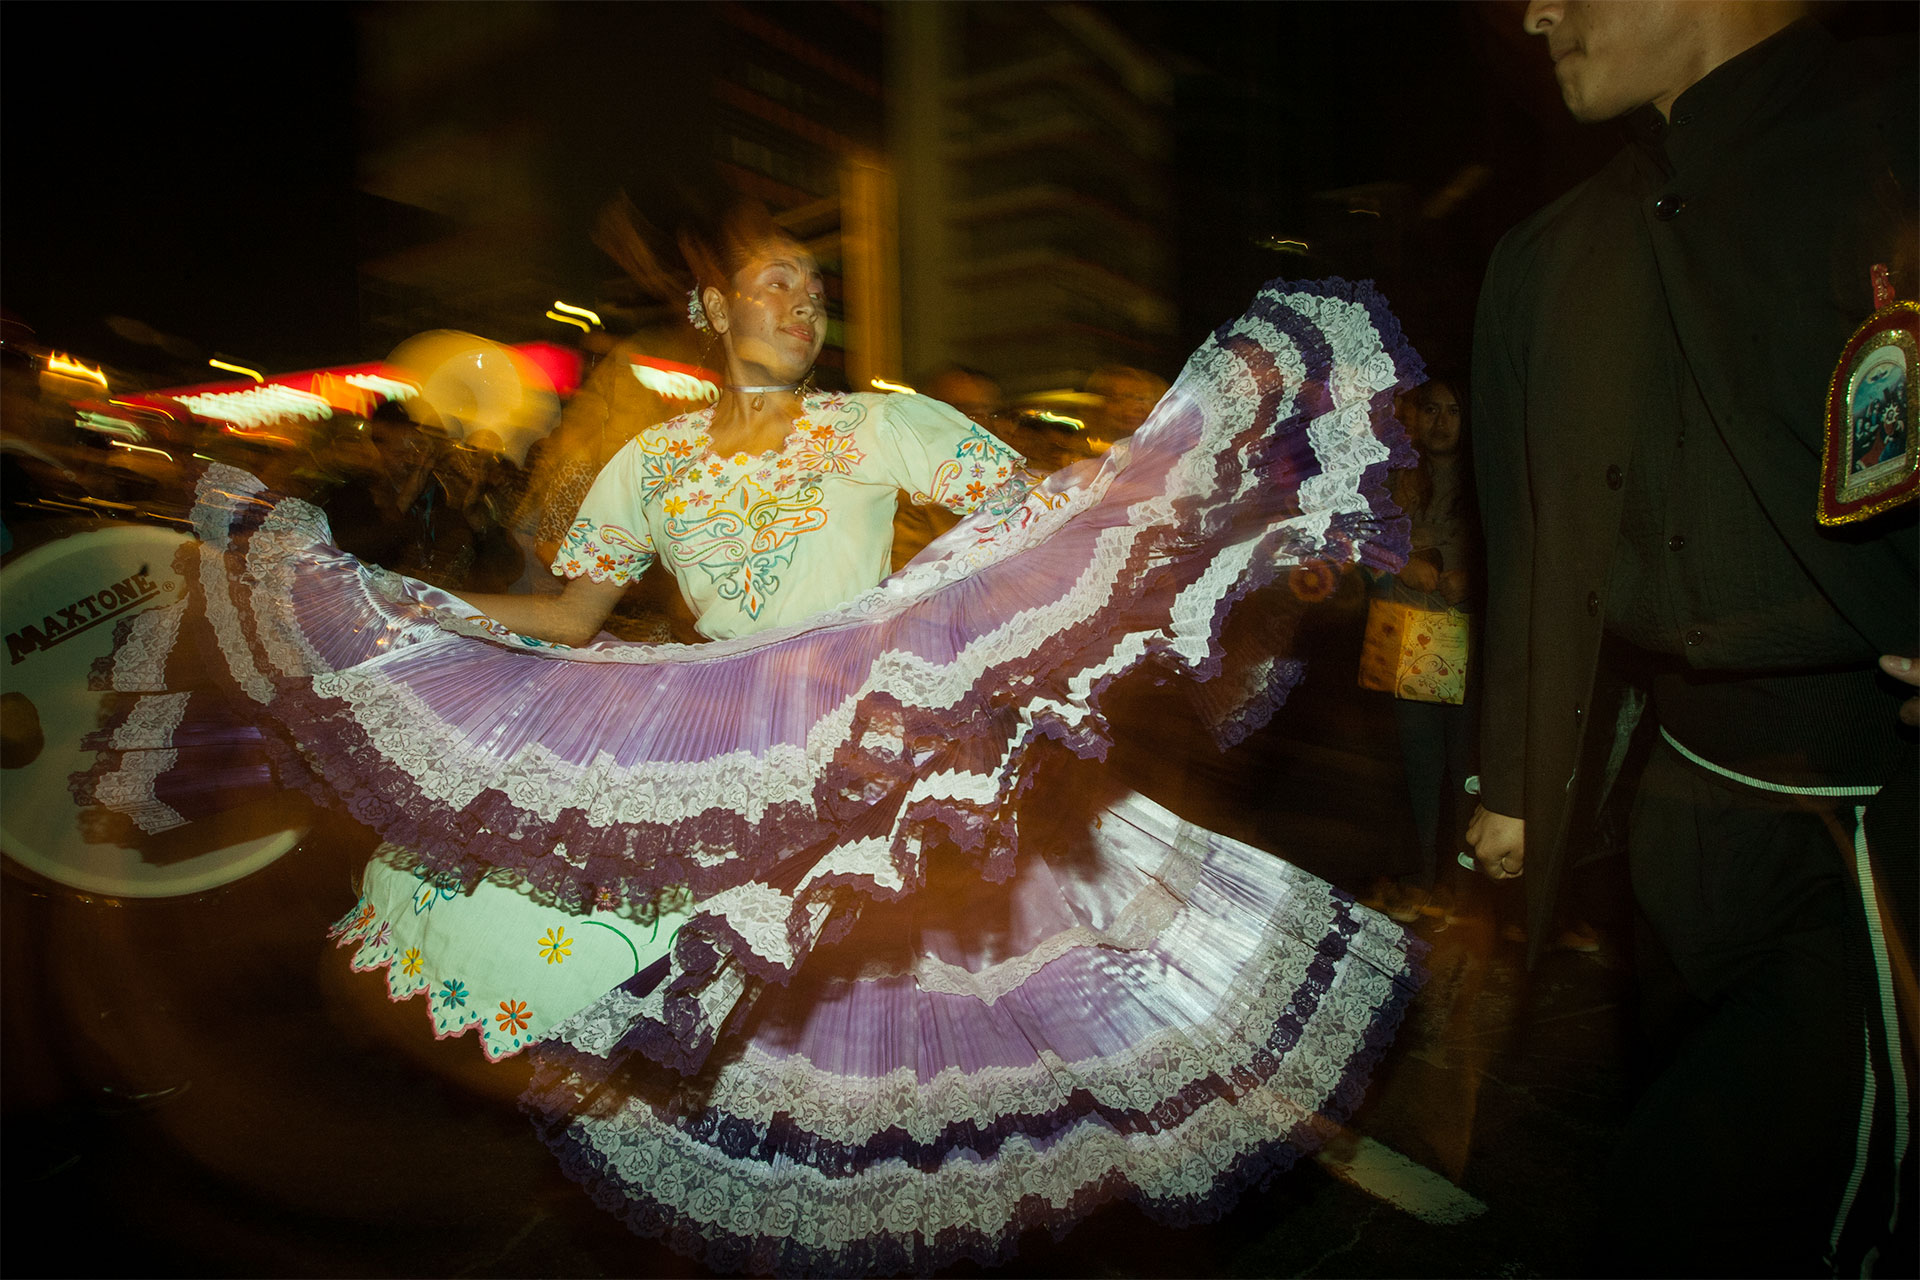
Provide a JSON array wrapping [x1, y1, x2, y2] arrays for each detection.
[[592, 192, 791, 306], [680, 201, 789, 296]]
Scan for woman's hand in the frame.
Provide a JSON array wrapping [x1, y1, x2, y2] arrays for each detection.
[[456, 575, 629, 648], [1398, 560, 1441, 593]]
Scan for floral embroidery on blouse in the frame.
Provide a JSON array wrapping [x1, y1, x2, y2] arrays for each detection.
[[665, 478, 830, 619], [910, 423, 1017, 509], [558, 516, 655, 586], [554, 393, 1021, 624], [792, 425, 864, 475]]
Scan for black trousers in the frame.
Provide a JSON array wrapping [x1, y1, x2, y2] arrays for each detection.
[[1392, 694, 1475, 886], [1603, 739, 1911, 1278]]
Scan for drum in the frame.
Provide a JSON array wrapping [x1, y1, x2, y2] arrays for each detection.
[[0, 524, 306, 897]]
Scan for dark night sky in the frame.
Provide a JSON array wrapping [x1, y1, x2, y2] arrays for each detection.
[[3, 2, 1913, 385], [3, 6, 362, 374]]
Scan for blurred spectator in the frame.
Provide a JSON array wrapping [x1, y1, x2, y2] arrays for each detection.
[[324, 401, 466, 584], [1007, 412, 1093, 476], [1360, 377, 1480, 923], [1084, 364, 1168, 449], [922, 365, 1003, 431], [435, 429, 528, 595], [519, 324, 707, 579]]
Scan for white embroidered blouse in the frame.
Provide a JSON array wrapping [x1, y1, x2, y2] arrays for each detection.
[[554, 392, 1024, 640]]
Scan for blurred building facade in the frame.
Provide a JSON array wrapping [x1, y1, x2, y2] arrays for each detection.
[[889, 4, 1177, 398], [350, 3, 892, 391], [704, 2, 893, 391], [25, 3, 1181, 402], [339, 3, 1182, 402]]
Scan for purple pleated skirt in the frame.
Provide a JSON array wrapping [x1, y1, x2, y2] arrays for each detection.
[[76, 277, 1427, 1275]]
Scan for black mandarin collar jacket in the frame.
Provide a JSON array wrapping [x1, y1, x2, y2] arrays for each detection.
[[1469, 20, 1917, 947]]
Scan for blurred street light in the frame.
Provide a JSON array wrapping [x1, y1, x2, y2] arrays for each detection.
[[45, 353, 108, 389], [551, 301, 602, 327], [209, 357, 264, 383]]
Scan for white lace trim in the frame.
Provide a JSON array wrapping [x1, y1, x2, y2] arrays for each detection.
[[544, 895, 1404, 1255], [308, 667, 823, 830], [249, 498, 348, 677], [100, 599, 187, 693], [193, 470, 277, 706], [90, 692, 192, 832], [906, 884, 1180, 1004], [566, 1069, 1335, 1253], [103, 690, 192, 751], [795, 835, 905, 896], [675, 886, 1400, 1147], [545, 797, 1415, 1146], [898, 807, 1204, 1005], [91, 749, 186, 835]]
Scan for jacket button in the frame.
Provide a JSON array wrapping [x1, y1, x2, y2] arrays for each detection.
[[1668, 533, 1687, 551], [1605, 464, 1623, 490], [1587, 591, 1600, 616], [1684, 627, 1705, 646], [1654, 195, 1684, 220]]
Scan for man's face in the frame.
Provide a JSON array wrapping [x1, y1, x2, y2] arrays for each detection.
[[1523, 1, 1709, 122]]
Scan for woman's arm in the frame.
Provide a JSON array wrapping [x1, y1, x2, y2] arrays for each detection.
[[455, 574, 628, 647]]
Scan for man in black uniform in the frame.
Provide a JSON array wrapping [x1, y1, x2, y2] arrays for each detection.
[[1465, 3, 1916, 1273]]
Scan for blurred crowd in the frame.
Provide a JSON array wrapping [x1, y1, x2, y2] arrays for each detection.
[[2, 314, 1182, 650]]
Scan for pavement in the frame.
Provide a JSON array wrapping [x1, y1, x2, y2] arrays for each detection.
[[2, 605, 1641, 1278]]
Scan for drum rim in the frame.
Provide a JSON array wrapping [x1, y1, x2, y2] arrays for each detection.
[[1, 522, 306, 899]]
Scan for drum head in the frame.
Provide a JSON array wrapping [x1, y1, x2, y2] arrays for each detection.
[[1, 525, 305, 897]]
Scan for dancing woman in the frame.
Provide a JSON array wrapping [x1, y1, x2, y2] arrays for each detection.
[[78, 202, 1428, 1274]]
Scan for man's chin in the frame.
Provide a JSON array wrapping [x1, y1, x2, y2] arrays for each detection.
[[1559, 81, 1639, 125]]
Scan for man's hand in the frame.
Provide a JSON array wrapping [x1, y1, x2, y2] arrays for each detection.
[[1880, 654, 1919, 727], [1466, 804, 1527, 880], [1439, 568, 1470, 605]]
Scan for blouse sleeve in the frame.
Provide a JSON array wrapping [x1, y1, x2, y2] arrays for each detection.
[[549, 443, 657, 585], [861, 394, 1026, 515]]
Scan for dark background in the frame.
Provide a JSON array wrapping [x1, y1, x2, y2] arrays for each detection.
[[3, 2, 1913, 381]]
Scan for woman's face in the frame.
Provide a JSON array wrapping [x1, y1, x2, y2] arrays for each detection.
[[705, 239, 826, 385], [1412, 383, 1462, 455]]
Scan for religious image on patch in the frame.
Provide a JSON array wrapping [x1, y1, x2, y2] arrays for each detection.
[[1820, 296, 1919, 525]]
